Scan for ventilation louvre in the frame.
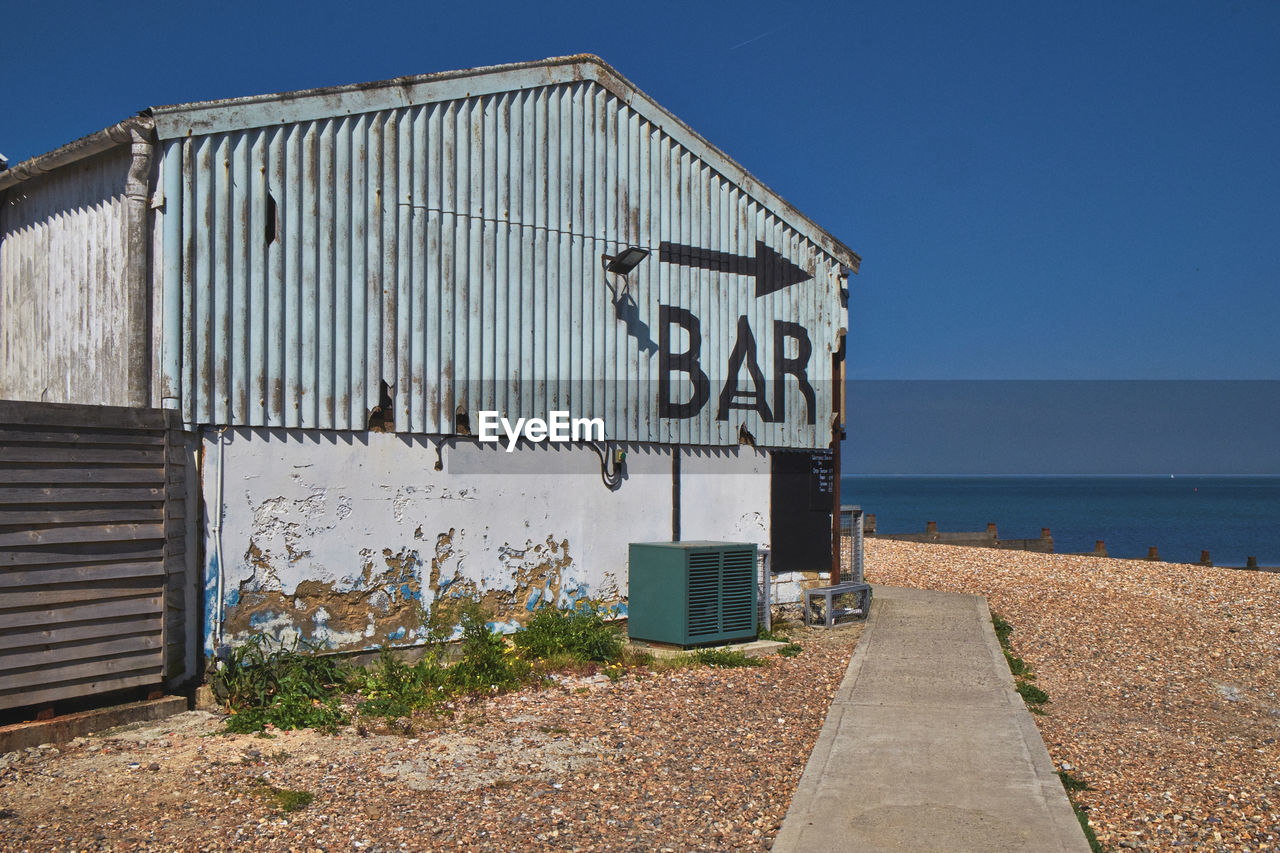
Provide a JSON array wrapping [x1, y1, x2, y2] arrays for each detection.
[[627, 542, 759, 647]]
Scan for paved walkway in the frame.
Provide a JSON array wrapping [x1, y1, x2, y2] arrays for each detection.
[[773, 585, 1091, 853]]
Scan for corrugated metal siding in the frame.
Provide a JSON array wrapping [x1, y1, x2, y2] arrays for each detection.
[[0, 149, 136, 406], [164, 80, 845, 448], [0, 400, 188, 711]]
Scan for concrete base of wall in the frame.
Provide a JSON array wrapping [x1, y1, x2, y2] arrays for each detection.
[[0, 696, 188, 753]]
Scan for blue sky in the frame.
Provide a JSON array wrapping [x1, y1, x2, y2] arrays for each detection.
[[5, 1, 1278, 471]]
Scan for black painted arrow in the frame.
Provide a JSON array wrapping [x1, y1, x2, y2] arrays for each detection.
[[657, 240, 812, 297]]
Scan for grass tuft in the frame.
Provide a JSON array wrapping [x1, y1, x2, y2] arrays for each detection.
[[1057, 770, 1092, 793], [694, 648, 766, 668], [252, 781, 314, 813], [1015, 680, 1050, 706]]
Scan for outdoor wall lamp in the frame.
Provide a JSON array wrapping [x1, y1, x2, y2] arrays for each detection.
[[601, 246, 649, 275]]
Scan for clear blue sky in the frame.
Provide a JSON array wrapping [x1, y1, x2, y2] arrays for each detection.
[[5, 1, 1278, 471]]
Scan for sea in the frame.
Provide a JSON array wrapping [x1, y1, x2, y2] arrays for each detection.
[[840, 476, 1280, 568]]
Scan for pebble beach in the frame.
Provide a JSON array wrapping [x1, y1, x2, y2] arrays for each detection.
[[866, 538, 1280, 852], [0, 625, 860, 852]]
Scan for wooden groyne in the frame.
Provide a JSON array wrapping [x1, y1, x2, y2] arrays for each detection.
[[862, 517, 1054, 553], [861, 514, 1272, 569]]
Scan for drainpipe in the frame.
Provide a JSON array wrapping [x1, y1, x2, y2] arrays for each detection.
[[123, 124, 154, 408]]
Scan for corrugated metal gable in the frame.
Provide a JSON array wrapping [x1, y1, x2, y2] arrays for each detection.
[[160, 67, 851, 448]]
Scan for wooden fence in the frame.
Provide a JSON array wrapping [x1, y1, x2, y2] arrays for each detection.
[[0, 401, 187, 711]]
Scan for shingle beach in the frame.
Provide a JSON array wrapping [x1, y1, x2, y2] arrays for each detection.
[[866, 538, 1280, 852]]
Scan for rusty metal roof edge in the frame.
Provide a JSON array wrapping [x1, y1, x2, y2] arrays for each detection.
[[0, 115, 154, 194], [148, 54, 860, 269], [148, 54, 601, 134]]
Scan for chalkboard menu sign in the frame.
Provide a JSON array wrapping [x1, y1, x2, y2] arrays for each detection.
[[809, 448, 835, 510], [771, 450, 835, 571]]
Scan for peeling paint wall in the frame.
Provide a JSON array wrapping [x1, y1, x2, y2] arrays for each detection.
[[201, 429, 771, 653]]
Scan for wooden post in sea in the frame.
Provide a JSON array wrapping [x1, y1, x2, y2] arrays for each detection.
[[1200, 550, 1213, 566], [1147, 546, 1160, 561]]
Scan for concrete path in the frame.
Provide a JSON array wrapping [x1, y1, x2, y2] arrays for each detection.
[[773, 585, 1091, 853]]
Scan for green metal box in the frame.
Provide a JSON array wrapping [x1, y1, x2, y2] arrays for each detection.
[[627, 541, 758, 647]]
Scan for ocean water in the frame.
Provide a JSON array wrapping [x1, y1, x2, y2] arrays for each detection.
[[841, 476, 1280, 567]]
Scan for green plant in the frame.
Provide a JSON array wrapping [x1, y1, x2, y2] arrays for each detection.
[[210, 635, 349, 734], [757, 627, 791, 643], [1057, 770, 1092, 793], [776, 643, 803, 658], [512, 601, 624, 663], [1015, 680, 1050, 706], [1059, 769, 1104, 850], [446, 601, 528, 693], [1074, 802, 1104, 853], [252, 781, 314, 813], [352, 646, 450, 720], [991, 610, 1013, 646], [694, 648, 766, 668], [1003, 648, 1028, 677]]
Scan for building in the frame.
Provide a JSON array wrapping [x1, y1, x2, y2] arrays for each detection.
[[0, 55, 859, 676]]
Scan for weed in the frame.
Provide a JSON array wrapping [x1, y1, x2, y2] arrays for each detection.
[[251, 780, 314, 813], [1015, 680, 1050, 706], [351, 646, 449, 721], [991, 610, 1013, 646], [1074, 802, 1104, 853], [694, 648, 766, 668], [993, 614, 1103, 849], [212, 635, 348, 734], [757, 627, 791, 643], [1058, 770, 1092, 793], [650, 654, 703, 672], [776, 644, 803, 658], [620, 647, 654, 669], [1003, 648, 1028, 677], [446, 600, 528, 693], [992, 611, 1049, 710], [511, 601, 624, 662]]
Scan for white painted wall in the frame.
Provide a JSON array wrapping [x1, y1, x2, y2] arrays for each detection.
[[201, 429, 771, 653], [678, 447, 771, 546]]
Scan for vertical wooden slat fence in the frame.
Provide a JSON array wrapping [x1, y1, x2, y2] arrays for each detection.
[[0, 401, 187, 711]]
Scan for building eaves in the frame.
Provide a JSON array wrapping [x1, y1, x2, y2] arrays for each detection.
[[150, 54, 860, 270], [0, 115, 154, 194]]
